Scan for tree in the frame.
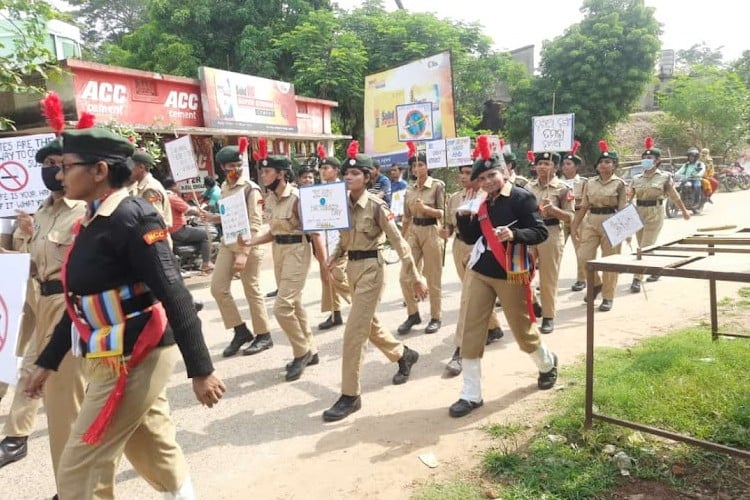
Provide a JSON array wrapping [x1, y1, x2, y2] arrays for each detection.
[[66, 0, 148, 52], [0, 0, 60, 130], [676, 43, 725, 70], [730, 50, 750, 88], [505, 0, 661, 166]]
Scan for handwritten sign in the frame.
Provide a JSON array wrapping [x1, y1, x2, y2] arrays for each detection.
[[396, 102, 434, 142], [446, 137, 472, 167], [457, 197, 483, 215], [219, 190, 251, 245], [532, 113, 575, 152], [299, 181, 349, 231], [487, 135, 502, 156], [164, 135, 200, 181], [0, 134, 55, 218], [0, 253, 30, 384], [602, 203, 643, 247], [391, 189, 405, 216], [426, 140, 447, 169]]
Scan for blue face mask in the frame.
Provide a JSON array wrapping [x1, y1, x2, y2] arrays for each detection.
[[641, 158, 654, 169]]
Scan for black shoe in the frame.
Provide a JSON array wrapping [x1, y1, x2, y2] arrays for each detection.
[[265, 289, 278, 298], [242, 333, 273, 355], [322, 395, 362, 422], [540, 318, 554, 334], [598, 299, 613, 312], [486, 327, 504, 345], [495, 299, 502, 308], [646, 275, 660, 282], [286, 352, 319, 371], [222, 326, 253, 358], [392, 347, 419, 384], [318, 311, 343, 330], [533, 301, 543, 318], [538, 353, 558, 390], [449, 399, 483, 418], [0, 436, 28, 468], [571, 281, 586, 291], [424, 318, 442, 334], [397, 313, 421, 335], [583, 284, 602, 303], [193, 301, 204, 313], [707, 197, 713, 204], [630, 279, 641, 293], [285, 351, 313, 381], [445, 348, 462, 377]]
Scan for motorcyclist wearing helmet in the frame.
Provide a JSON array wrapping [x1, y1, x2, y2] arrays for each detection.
[[674, 147, 706, 206]]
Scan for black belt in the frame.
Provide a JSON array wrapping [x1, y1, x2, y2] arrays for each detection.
[[274, 234, 303, 244], [636, 199, 663, 207], [348, 250, 379, 261], [455, 233, 467, 243], [543, 219, 560, 226], [412, 217, 437, 226], [39, 280, 63, 296], [589, 207, 617, 214]]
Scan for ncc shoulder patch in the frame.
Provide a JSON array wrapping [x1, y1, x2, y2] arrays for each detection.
[[142, 189, 162, 204], [143, 228, 168, 245]]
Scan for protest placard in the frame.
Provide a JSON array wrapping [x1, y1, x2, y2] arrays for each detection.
[[0, 134, 55, 218], [218, 190, 251, 245], [390, 189, 405, 216], [164, 135, 200, 181], [446, 137, 472, 167], [426, 140, 447, 169], [487, 135, 502, 155], [532, 113, 575, 152], [299, 181, 349, 231], [0, 253, 30, 384], [602, 203, 644, 247]]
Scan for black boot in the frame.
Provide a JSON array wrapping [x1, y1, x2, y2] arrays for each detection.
[[222, 324, 253, 358], [243, 333, 273, 355], [318, 311, 343, 330], [322, 395, 362, 422], [445, 347, 462, 377], [286, 351, 313, 381], [0, 436, 28, 468], [286, 352, 319, 371], [397, 313, 421, 335], [583, 284, 602, 303], [393, 346, 419, 384], [486, 327, 504, 344], [630, 279, 641, 293], [571, 280, 586, 291], [538, 353, 559, 390], [540, 318, 554, 334]]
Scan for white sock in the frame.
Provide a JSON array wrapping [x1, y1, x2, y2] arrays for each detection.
[[459, 358, 482, 402], [529, 344, 555, 373], [164, 476, 196, 500]]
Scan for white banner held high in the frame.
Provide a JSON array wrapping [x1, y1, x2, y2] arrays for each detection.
[[299, 181, 349, 231], [218, 190, 251, 245], [0, 253, 30, 385], [0, 134, 55, 218], [532, 113, 575, 152], [446, 137, 472, 167], [426, 140, 447, 169], [164, 136, 200, 181]]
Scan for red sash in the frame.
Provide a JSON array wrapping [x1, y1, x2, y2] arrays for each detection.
[[62, 219, 167, 445], [477, 201, 537, 323]]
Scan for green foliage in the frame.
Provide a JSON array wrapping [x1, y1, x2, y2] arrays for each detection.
[[412, 481, 484, 500], [676, 43, 725, 70], [66, 0, 148, 52], [730, 50, 750, 88]]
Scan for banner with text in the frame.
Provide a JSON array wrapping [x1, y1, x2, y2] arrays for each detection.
[[299, 181, 349, 231], [0, 253, 30, 384], [446, 137, 472, 167], [164, 135, 200, 182], [532, 113, 575, 152], [0, 134, 55, 218], [426, 139, 447, 168], [219, 190, 251, 245]]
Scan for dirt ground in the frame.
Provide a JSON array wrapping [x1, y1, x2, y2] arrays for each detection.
[[1, 189, 749, 500]]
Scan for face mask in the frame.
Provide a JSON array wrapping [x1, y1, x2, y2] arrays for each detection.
[[42, 166, 63, 192], [225, 167, 242, 183], [265, 177, 281, 192], [641, 158, 654, 169]]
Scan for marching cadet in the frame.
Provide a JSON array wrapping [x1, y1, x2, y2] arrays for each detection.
[[570, 141, 628, 312], [398, 142, 445, 335], [321, 142, 426, 422], [26, 125, 225, 499], [316, 146, 351, 330], [448, 136, 557, 418], [628, 137, 690, 292], [560, 142, 588, 291], [129, 150, 172, 228], [527, 151, 574, 334], [503, 143, 529, 188], [203, 138, 273, 357], [440, 162, 504, 376], [240, 150, 328, 382]]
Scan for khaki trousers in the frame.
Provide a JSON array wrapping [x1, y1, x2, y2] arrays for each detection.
[[321, 256, 350, 313], [272, 241, 316, 358], [2, 342, 42, 437], [578, 214, 622, 300], [341, 258, 404, 396], [459, 269, 541, 359], [563, 217, 585, 282], [452, 238, 500, 347], [211, 245, 270, 333], [57, 346, 187, 500], [634, 205, 664, 280], [535, 225, 564, 318], [400, 224, 443, 319]]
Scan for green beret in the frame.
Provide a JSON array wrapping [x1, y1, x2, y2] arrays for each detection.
[[320, 156, 341, 168], [561, 153, 582, 165], [470, 154, 503, 181], [35, 138, 62, 163], [215, 146, 241, 166], [132, 151, 155, 168], [642, 147, 661, 158], [534, 151, 561, 165], [264, 155, 291, 170], [61, 128, 134, 159], [596, 150, 619, 164], [503, 152, 517, 163], [342, 154, 374, 173]]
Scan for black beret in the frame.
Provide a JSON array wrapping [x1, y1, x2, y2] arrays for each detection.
[[320, 156, 341, 168], [470, 154, 503, 181], [342, 154, 374, 173], [407, 152, 427, 166], [534, 151, 561, 165], [265, 155, 291, 170]]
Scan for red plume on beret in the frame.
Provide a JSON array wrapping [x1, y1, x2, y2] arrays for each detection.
[[499, 139, 505, 152], [570, 140, 580, 156], [238, 137, 249, 156], [347, 140, 359, 159], [317, 143, 326, 160], [644, 136, 654, 150], [477, 135, 491, 161], [406, 141, 417, 159], [471, 145, 480, 160], [526, 150, 535, 163], [598, 140, 609, 153], [252, 138, 268, 162], [41, 92, 65, 135], [76, 112, 95, 129]]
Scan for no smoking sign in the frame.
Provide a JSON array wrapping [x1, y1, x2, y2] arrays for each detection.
[[0, 161, 29, 192]]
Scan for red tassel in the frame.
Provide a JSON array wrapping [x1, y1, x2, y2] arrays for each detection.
[[81, 371, 127, 444], [477, 135, 491, 160], [526, 150, 535, 162], [238, 137, 249, 156], [598, 140, 609, 153], [41, 92, 65, 135], [76, 112, 96, 129], [644, 136, 654, 150], [570, 140, 580, 156], [347, 140, 359, 159], [406, 141, 416, 159], [317, 143, 326, 159]]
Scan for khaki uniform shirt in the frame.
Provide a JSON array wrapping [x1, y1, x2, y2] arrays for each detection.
[[445, 188, 483, 234], [527, 176, 575, 223], [631, 169, 681, 204], [265, 182, 303, 236], [581, 175, 627, 210], [403, 176, 445, 224], [220, 178, 264, 255], [510, 171, 530, 189], [563, 174, 588, 210], [130, 172, 172, 228], [30, 196, 86, 282]]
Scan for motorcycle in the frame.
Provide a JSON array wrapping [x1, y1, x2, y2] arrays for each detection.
[[717, 164, 750, 191], [173, 216, 221, 275], [665, 175, 706, 218]]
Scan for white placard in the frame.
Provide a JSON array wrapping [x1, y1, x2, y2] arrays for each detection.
[[164, 136, 200, 181], [487, 135, 502, 156], [457, 197, 483, 215], [446, 137, 472, 167], [395, 102, 434, 142], [602, 203, 644, 247], [0, 134, 55, 218], [426, 140, 447, 169], [532, 113, 575, 152], [299, 181, 350, 231], [0, 253, 30, 385], [390, 189, 405, 216], [219, 190, 251, 245]]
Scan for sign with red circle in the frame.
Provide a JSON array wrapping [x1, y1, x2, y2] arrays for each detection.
[[0, 161, 29, 192]]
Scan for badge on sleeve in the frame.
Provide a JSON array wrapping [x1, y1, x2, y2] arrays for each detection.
[[143, 228, 168, 245]]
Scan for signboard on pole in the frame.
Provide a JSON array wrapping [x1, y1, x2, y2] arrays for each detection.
[[0, 253, 30, 384], [426, 140, 447, 169], [0, 134, 55, 218], [446, 137, 472, 167], [164, 135, 200, 181], [299, 181, 349, 231], [532, 113, 575, 152]]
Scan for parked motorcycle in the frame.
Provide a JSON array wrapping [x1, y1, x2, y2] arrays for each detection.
[[717, 164, 750, 191], [173, 217, 221, 274], [665, 175, 706, 218]]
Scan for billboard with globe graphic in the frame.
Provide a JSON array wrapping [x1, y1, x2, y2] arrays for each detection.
[[363, 51, 456, 167]]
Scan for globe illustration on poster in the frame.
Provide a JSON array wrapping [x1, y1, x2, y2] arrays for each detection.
[[396, 102, 434, 142], [404, 110, 427, 138]]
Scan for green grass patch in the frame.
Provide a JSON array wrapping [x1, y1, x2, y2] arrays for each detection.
[[412, 481, 485, 500]]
